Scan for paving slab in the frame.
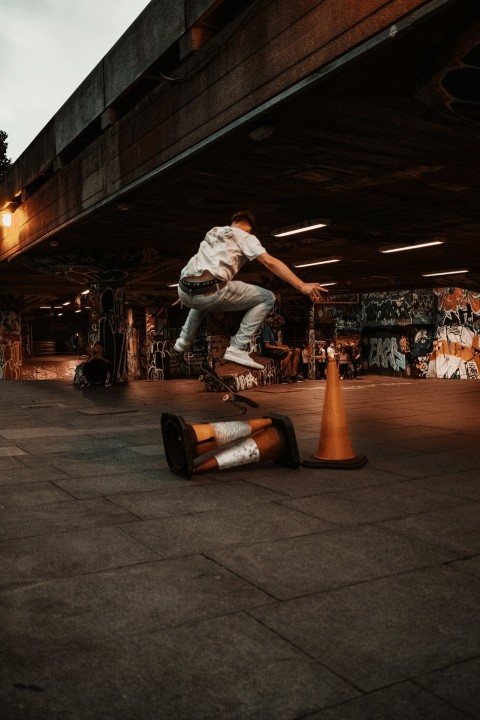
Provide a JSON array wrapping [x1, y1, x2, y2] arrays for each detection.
[[0, 445, 29, 457], [0, 498, 136, 542], [416, 657, 480, 719], [449, 554, 480, 578], [378, 502, 480, 554], [243, 465, 405, 498], [305, 680, 471, 719], [51, 468, 194, 498], [367, 448, 479, 478], [386, 432, 480, 456], [209, 525, 461, 599], [0, 613, 359, 720], [251, 566, 480, 691], [18, 452, 165, 476], [12, 436, 126, 455], [0, 426, 88, 439], [405, 472, 480, 502], [0, 456, 32, 470], [0, 481, 73, 507], [0, 556, 270, 664], [281, 482, 471, 525], [0, 463, 70, 486], [121, 502, 333, 558], [0, 525, 159, 586], [108, 479, 290, 519]]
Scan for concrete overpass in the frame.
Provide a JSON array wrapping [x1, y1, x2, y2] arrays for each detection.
[[0, 0, 479, 379], [1, 0, 479, 306]]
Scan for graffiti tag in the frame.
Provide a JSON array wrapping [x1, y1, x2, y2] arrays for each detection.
[[369, 337, 406, 371]]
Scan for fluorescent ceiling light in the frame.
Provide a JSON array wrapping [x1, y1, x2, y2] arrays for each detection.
[[294, 257, 341, 268], [319, 282, 337, 287], [62, 301, 71, 306], [422, 269, 469, 277], [39, 305, 51, 309], [168, 283, 179, 288], [75, 309, 82, 313], [380, 240, 444, 254], [271, 218, 330, 237], [81, 289, 90, 295]]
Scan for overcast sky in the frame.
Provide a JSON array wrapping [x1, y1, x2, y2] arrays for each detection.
[[0, 0, 152, 162]]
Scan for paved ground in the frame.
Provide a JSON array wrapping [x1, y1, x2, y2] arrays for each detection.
[[0, 374, 479, 719]]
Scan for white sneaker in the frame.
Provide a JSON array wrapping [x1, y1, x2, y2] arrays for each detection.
[[173, 338, 191, 353], [224, 346, 264, 370]]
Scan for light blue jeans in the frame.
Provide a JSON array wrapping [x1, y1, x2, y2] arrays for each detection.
[[177, 280, 275, 351]]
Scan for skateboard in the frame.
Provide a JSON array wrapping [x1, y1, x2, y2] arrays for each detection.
[[199, 363, 259, 414]]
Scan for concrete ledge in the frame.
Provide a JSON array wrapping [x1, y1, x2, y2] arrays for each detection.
[[205, 356, 279, 393]]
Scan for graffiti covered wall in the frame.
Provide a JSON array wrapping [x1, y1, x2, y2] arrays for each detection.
[[361, 290, 436, 378], [429, 288, 480, 379], [363, 326, 435, 378], [362, 290, 436, 326], [0, 310, 22, 380]]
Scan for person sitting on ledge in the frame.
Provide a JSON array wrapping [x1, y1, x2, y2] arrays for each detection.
[[81, 342, 113, 387], [260, 311, 303, 383]]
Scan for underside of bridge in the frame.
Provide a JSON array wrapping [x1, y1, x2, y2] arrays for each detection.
[[0, 0, 479, 321]]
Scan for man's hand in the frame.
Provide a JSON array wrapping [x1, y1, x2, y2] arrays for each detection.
[[257, 253, 330, 301], [300, 282, 329, 303]]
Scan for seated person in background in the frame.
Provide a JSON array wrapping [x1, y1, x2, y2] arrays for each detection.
[[82, 342, 113, 387], [260, 312, 303, 382]]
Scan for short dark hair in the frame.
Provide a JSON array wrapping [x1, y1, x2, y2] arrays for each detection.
[[230, 210, 256, 235]]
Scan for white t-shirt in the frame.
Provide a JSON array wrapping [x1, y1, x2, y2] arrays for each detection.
[[180, 226, 266, 282]]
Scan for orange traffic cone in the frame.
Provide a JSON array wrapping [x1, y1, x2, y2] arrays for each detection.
[[192, 414, 299, 475], [161, 413, 291, 478], [161, 413, 299, 478], [302, 357, 367, 469]]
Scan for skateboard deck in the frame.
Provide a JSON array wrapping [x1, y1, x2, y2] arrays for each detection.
[[200, 363, 259, 414]]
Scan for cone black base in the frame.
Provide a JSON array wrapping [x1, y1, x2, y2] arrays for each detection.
[[301, 454, 368, 469], [161, 413, 195, 478], [267, 413, 300, 468]]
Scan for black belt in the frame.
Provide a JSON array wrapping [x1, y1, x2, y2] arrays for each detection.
[[179, 278, 227, 295]]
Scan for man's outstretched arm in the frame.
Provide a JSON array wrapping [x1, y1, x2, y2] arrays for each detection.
[[257, 252, 328, 302]]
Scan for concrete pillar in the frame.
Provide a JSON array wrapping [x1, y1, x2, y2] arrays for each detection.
[[308, 303, 315, 380], [145, 305, 170, 380], [87, 284, 128, 383], [0, 309, 22, 380]]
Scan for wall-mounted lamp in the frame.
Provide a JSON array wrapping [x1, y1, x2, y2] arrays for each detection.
[[293, 256, 341, 269], [422, 269, 469, 277], [271, 218, 330, 237], [380, 240, 444, 254], [1, 212, 13, 228]]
